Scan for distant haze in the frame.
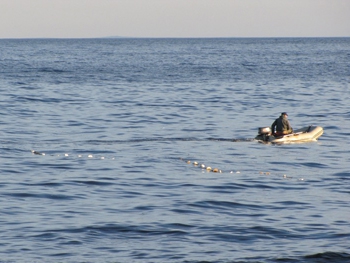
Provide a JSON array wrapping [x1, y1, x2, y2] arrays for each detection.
[[1, 0, 349, 38]]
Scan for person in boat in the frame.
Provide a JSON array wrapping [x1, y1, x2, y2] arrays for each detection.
[[271, 112, 293, 136]]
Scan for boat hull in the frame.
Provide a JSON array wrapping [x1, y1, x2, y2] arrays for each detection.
[[255, 126, 323, 144]]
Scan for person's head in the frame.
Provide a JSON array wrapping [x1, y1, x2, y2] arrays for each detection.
[[281, 112, 288, 118]]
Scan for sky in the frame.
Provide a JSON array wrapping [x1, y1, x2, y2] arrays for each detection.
[[1, 0, 349, 38]]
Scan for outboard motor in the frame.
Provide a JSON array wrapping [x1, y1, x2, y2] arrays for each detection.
[[258, 127, 272, 142]]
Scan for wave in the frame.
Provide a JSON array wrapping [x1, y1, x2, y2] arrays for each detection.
[[177, 252, 350, 262], [303, 252, 350, 263]]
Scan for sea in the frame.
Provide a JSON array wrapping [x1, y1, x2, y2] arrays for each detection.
[[0, 38, 349, 263]]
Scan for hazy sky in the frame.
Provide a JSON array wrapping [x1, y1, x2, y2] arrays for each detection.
[[1, 0, 349, 38]]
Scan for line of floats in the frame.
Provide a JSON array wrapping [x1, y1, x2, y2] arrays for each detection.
[[180, 157, 295, 178], [31, 150, 305, 180], [31, 150, 112, 159]]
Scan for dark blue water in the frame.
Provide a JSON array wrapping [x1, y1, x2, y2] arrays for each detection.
[[0, 38, 349, 263]]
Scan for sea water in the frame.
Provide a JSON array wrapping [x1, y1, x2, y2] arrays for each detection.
[[0, 38, 349, 262]]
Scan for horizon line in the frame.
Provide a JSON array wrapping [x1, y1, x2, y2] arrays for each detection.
[[1, 36, 349, 40]]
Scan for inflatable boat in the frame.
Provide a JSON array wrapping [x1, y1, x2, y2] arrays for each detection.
[[255, 125, 324, 144]]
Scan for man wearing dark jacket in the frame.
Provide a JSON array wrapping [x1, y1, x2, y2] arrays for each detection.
[[271, 112, 293, 136]]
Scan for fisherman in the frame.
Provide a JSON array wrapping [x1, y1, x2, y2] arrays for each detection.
[[271, 112, 293, 136]]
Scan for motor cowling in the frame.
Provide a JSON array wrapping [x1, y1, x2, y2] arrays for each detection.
[[258, 127, 272, 142], [258, 127, 272, 135]]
